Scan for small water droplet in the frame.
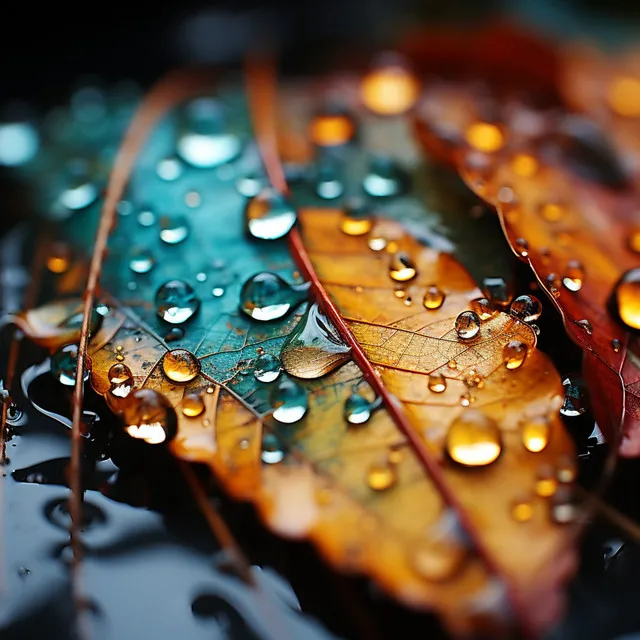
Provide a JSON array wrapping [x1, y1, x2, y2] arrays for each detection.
[[455, 311, 481, 340], [613, 268, 640, 330], [428, 374, 447, 393], [539, 202, 565, 222], [535, 465, 557, 497], [271, 378, 308, 424], [446, 410, 502, 467], [368, 235, 387, 251], [212, 286, 225, 298], [344, 392, 380, 425], [514, 238, 529, 257], [47, 242, 72, 274], [162, 349, 200, 383], [239, 272, 308, 321], [509, 294, 542, 323], [560, 376, 587, 417], [511, 495, 534, 522], [460, 393, 472, 407], [253, 353, 281, 383], [340, 199, 372, 236], [366, 459, 397, 491], [261, 433, 285, 464], [315, 161, 344, 199], [280, 303, 350, 379], [51, 344, 90, 386], [562, 260, 585, 292], [155, 280, 200, 324], [612, 338, 622, 353], [482, 277, 512, 309], [159, 215, 190, 244], [448, 360, 457, 370], [464, 122, 504, 153], [137, 209, 156, 227], [182, 392, 205, 417], [58, 160, 98, 211], [122, 388, 178, 444], [557, 455, 577, 483], [185, 191, 201, 208], [156, 157, 183, 181], [389, 253, 417, 282], [108, 362, 132, 385], [245, 188, 296, 240], [469, 297, 494, 321], [510, 153, 538, 177], [165, 327, 185, 342], [177, 98, 241, 168], [128, 248, 155, 274], [503, 340, 528, 370], [423, 285, 445, 310], [361, 55, 419, 115], [363, 156, 408, 198], [551, 486, 580, 524], [576, 319, 593, 335], [546, 273, 562, 297], [0, 121, 39, 167], [309, 107, 356, 146], [521, 419, 549, 452]]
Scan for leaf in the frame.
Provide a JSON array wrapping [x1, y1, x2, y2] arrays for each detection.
[[11, 66, 579, 637]]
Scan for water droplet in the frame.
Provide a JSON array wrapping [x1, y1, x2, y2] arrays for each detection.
[[612, 338, 622, 353], [177, 98, 241, 168], [122, 388, 177, 444], [159, 215, 190, 244], [509, 294, 542, 322], [361, 55, 420, 115], [366, 459, 397, 491], [137, 209, 156, 227], [271, 378, 308, 424], [212, 286, 225, 298], [546, 273, 562, 297], [551, 486, 579, 524], [482, 277, 512, 309], [539, 202, 565, 222], [576, 319, 592, 335], [44, 498, 106, 531], [155, 280, 200, 324], [239, 272, 308, 321], [162, 349, 200, 383], [58, 160, 98, 211], [510, 153, 538, 177], [503, 340, 528, 370], [514, 238, 529, 257], [469, 297, 494, 321], [363, 156, 408, 198], [455, 311, 481, 340], [464, 122, 504, 153], [562, 260, 584, 292], [244, 187, 296, 241], [315, 161, 344, 199], [253, 353, 281, 383], [108, 362, 132, 385], [309, 108, 356, 146], [182, 392, 205, 417], [557, 455, 577, 483], [156, 157, 183, 181], [51, 344, 90, 386], [560, 376, 587, 417], [511, 496, 534, 522], [340, 199, 372, 236], [446, 410, 502, 467], [261, 432, 285, 464], [428, 374, 447, 393], [165, 327, 185, 342], [389, 253, 417, 282], [535, 465, 557, 497], [128, 248, 155, 274], [235, 173, 263, 198], [607, 76, 640, 118], [0, 121, 38, 166], [613, 268, 640, 330], [47, 242, 72, 274], [368, 235, 387, 251], [423, 285, 445, 310], [344, 393, 380, 425], [521, 419, 549, 452], [281, 303, 350, 379], [448, 360, 458, 370], [628, 227, 640, 254]]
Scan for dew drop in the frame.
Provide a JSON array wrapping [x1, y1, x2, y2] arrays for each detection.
[[58, 160, 98, 211], [503, 340, 528, 370], [546, 273, 562, 297], [280, 304, 350, 379], [159, 215, 190, 244], [156, 157, 183, 181], [212, 286, 225, 298], [176, 98, 241, 168], [239, 272, 309, 321], [464, 122, 504, 153], [261, 433, 286, 464], [344, 393, 380, 425], [253, 353, 281, 383], [446, 410, 502, 467], [535, 465, 557, 497], [128, 248, 155, 274], [428, 374, 447, 393], [551, 486, 580, 524], [562, 260, 584, 292], [423, 285, 445, 310], [315, 161, 344, 199], [368, 235, 387, 251], [389, 253, 417, 282], [455, 311, 481, 340], [514, 238, 529, 257], [361, 56, 420, 115], [612, 338, 622, 353], [509, 294, 542, 323], [245, 188, 296, 241], [613, 268, 640, 331], [340, 199, 372, 236], [236, 173, 264, 198], [155, 280, 200, 324], [51, 344, 90, 386], [469, 297, 494, 321], [165, 327, 185, 342], [309, 108, 356, 146], [576, 319, 593, 335], [511, 496, 534, 522], [482, 277, 512, 309], [363, 156, 408, 198], [271, 378, 308, 424], [366, 459, 397, 491], [122, 388, 178, 444], [521, 419, 549, 453], [162, 349, 200, 383], [137, 209, 156, 227], [108, 362, 132, 385], [182, 392, 205, 417]]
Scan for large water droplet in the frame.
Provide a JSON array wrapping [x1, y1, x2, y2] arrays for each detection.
[[363, 156, 408, 198], [613, 268, 640, 331], [245, 188, 296, 241], [239, 272, 308, 321], [270, 378, 308, 424], [446, 410, 502, 467], [159, 215, 190, 244], [455, 311, 481, 340], [253, 353, 281, 383], [509, 295, 542, 323], [280, 303, 350, 379], [469, 297, 495, 321], [503, 340, 528, 370], [344, 392, 381, 425], [562, 260, 584, 292], [122, 388, 177, 444], [51, 344, 90, 386], [176, 98, 241, 168], [389, 253, 417, 282], [521, 419, 549, 453], [129, 248, 155, 274], [428, 373, 447, 393], [109, 362, 133, 385], [155, 280, 200, 324], [423, 285, 445, 310], [182, 392, 205, 417], [162, 349, 200, 383]]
